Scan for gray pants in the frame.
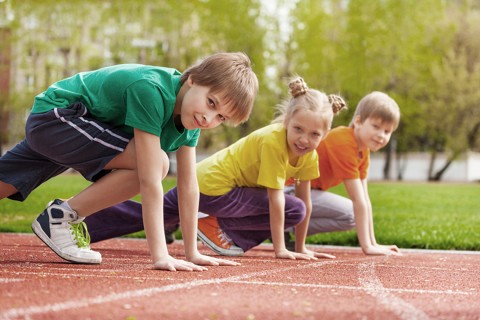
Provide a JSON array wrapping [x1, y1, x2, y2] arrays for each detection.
[[285, 186, 355, 235]]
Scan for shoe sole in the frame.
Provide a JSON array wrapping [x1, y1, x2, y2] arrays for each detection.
[[197, 229, 244, 257], [32, 220, 102, 264]]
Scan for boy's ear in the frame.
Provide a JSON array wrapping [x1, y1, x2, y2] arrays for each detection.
[[187, 75, 194, 86], [353, 115, 362, 126]]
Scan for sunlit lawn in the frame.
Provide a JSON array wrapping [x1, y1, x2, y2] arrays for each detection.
[[1, 173, 478, 251]]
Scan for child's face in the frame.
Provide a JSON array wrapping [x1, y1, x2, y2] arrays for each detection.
[[179, 76, 232, 130], [354, 116, 395, 151], [285, 108, 328, 158]]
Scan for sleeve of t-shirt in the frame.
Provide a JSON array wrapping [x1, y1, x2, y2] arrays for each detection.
[[326, 142, 361, 180], [295, 151, 320, 181], [185, 129, 201, 147], [123, 80, 166, 136], [257, 140, 287, 190], [359, 150, 370, 179]]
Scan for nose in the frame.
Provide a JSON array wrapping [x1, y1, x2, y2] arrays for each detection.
[[201, 114, 209, 126], [299, 134, 309, 145]]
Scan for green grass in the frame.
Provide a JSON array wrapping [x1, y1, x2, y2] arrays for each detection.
[[1, 174, 479, 251]]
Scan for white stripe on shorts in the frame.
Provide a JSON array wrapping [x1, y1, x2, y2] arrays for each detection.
[[54, 108, 128, 152]]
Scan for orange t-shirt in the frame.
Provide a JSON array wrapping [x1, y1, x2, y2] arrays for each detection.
[[286, 126, 370, 190]]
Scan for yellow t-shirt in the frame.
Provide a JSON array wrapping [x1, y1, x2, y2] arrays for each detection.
[[197, 123, 320, 196]]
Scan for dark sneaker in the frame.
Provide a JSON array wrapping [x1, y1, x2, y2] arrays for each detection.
[[31, 199, 102, 264], [285, 232, 295, 251], [197, 216, 243, 256], [165, 224, 178, 244]]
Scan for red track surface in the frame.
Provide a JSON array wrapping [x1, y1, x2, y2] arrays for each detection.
[[1, 233, 479, 320]]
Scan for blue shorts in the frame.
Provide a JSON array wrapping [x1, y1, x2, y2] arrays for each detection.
[[0, 102, 132, 201]]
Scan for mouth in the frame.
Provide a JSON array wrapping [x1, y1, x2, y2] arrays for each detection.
[[193, 116, 202, 128], [294, 143, 310, 154]]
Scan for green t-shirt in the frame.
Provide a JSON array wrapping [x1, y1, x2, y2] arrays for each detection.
[[32, 64, 200, 152], [197, 123, 320, 196]]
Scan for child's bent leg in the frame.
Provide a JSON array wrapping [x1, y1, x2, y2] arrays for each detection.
[[0, 139, 68, 201], [84, 200, 144, 243], [199, 188, 306, 252], [308, 190, 355, 235]]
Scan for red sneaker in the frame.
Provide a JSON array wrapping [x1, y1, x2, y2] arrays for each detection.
[[197, 216, 244, 256]]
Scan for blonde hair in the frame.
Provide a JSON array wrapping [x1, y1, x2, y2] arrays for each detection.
[[181, 52, 258, 126], [350, 91, 400, 130], [273, 77, 347, 130]]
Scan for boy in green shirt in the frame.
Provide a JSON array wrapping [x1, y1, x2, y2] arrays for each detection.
[[0, 52, 258, 271]]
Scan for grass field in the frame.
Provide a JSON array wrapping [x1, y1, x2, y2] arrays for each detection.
[[1, 173, 478, 251]]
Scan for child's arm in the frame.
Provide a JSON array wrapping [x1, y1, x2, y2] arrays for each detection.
[[344, 178, 401, 256], [294, 180, 335, 259], [134, 129, 205, 271], [175, 145, 239, 267], [267, 188, 314, 260]]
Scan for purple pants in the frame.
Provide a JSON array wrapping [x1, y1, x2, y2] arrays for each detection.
[[85, 187, 306, 252]]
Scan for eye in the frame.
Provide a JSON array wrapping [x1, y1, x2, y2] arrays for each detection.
[[208, 98, 215, 108], [218, 114, 226, 122]]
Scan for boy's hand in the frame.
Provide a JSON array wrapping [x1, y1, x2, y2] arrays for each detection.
[[364, 245, 402, 256], [275, 249, 317, 260], [154, 255, 208, 271], [303, 248, 336, 259], [379, 244, 401, 254], [188, 253, 241, 266]]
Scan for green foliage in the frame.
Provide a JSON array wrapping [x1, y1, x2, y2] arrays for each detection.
[[1, 174, 479, 251], [1, 0, 480, 181]]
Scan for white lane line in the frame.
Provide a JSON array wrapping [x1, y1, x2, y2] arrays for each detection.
[[227, 280, 475, 295], [0, 278, 24, 283], [0, 260, 337, 320], [358, 261, 430, 320]]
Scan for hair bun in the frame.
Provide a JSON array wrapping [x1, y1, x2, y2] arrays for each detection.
[[289, 77, 309, 98], [328, 94, 347, 114]]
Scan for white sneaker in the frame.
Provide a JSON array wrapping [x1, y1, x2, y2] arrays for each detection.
[[32, 199, 102, 264]]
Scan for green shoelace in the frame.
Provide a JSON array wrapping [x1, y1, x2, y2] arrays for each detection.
[[69, 222, 91, 248]]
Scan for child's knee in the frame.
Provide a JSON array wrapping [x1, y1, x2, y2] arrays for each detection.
[[159, 150, 170, 179], [285, 198, 306, 225], [0, 181, 18, 200]]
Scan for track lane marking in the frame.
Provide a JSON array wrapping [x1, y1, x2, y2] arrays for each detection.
[[358, 261, 430, 320]]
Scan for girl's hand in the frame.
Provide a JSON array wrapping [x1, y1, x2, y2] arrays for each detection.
[[153, 255, 208, 271], [303, 248, 336, 259], [275, 249, 317, 260], [188, 253, 241, 267]]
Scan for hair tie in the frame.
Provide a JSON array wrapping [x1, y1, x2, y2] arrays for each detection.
[[289, 77, 309, 98]]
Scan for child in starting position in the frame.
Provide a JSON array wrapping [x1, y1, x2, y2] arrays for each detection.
[[0, 52, 258, 270], [284, 91, 402, 255]]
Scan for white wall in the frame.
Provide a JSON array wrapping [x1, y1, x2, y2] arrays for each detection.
[[369, 151, 480, 182]]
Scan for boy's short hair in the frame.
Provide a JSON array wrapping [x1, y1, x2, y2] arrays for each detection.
[[181, 52, 258, 126], [350, 91, 400, 130]]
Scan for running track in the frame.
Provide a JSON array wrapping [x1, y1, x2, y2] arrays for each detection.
[[1, 233, 479, 320]]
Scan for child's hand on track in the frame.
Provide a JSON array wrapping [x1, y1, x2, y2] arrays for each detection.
[[303, 248, 336, 259], [154, 255, 208, 271], [275, 249, 317, 260], [189, 253, 241, 266], [364, 245, 402, 256], [379, 244, 402, 255]]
